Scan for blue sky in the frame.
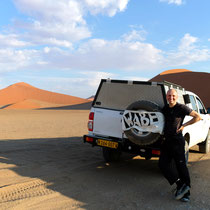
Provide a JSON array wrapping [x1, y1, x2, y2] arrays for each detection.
[[0, 0, 210, 98]]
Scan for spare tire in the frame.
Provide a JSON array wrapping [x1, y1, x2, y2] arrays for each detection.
[[124, 100, 162, 145]]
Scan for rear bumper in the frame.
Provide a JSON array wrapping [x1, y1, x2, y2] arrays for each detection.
[[83, 134, 161, 158], [83, 135, 120, 148]]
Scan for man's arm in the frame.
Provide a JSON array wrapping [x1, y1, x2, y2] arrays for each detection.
[[177, 110, 202, 133]]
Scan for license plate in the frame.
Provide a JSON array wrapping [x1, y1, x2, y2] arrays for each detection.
[[97, 139, 118, 149]]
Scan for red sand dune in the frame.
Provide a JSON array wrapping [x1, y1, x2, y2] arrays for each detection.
[[160, 69, 192, 75], [150, 69, 210, 108], [87, 96, 95, 101], [0, 82, 89, 109]]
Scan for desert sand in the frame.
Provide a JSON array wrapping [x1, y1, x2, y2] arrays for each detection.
[[0, 109, 210, 210]]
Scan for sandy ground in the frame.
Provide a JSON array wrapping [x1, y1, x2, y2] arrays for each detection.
[[0, 110, 210, 210]]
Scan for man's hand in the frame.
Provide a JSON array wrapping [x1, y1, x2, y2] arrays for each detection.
[[177, 126, 184, 133], [177, 110, 202, 133]]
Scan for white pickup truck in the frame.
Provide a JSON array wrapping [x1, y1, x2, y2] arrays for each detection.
[[84, 79, 210, 162]]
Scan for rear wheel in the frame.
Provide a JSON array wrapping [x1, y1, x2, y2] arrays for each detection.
[[185, 140, 189, 164], [102, 147, 121, 162], [198, 130, 210, 154]]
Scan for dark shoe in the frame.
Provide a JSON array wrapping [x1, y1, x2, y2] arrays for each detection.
[[180, 192, 190, 202], [175, 184, 190, 200]]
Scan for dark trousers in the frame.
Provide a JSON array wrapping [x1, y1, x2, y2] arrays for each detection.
[[159, 135, 191, 186]]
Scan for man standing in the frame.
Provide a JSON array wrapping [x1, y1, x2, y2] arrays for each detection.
[[159, 89, 201, 202]]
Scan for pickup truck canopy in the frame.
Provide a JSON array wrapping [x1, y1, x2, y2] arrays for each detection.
[[93, 79, 186, 111]]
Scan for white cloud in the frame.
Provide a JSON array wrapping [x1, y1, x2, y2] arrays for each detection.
[[125, 76, 149, 81], [164, 33, 210, 66], [84, 0, 129, 16], [1, 33, 209, 97], [0, 49, 29, 71], [12, 0, 129, 46], [162, 37, 174, 45], [13, 3, 90, 44], [1, 32, 210, 73], [0, 0, 130, 73], [0, 47, 47, 72], [0, 34, 30, 48], [34, 38, 163, 71], [160, 0, 183, 5], [30, 36, 73, 48], [13, 0, 90, 47], [81, 71, 115, 87], [178, 33, 198, 51], [122, 29, 147, 42], [14, 0, 85, 24]]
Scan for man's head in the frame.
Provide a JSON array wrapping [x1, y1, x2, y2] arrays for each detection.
[[166, 89, 178, 107]]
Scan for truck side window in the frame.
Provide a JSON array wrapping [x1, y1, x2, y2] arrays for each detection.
[[189, 95, 198, 112], [196, 97, 206, 114]]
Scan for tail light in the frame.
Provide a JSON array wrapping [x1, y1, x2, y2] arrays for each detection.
[[152, 150, 160, 156], [86, 137, 93, 142], [88, 112, 94, 131]]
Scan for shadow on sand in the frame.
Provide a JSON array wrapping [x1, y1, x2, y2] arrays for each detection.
[[38, 102, 92, 110], [0, 137, 210, 209]]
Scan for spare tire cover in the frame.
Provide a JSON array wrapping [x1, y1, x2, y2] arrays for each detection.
[[124, 100, 162, 145]]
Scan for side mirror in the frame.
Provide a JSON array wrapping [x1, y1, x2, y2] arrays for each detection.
[[183, 94, 190, 104]]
